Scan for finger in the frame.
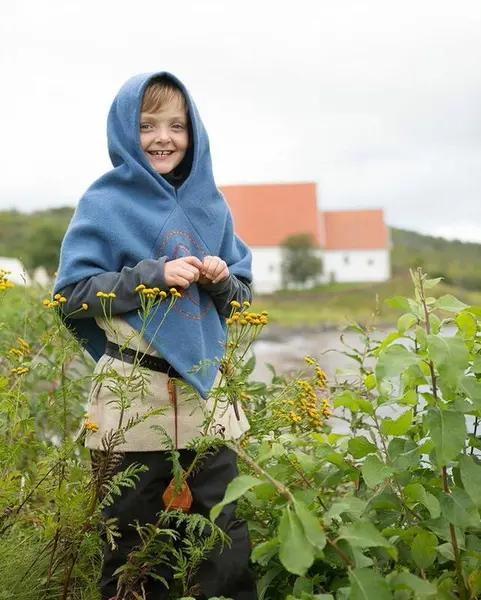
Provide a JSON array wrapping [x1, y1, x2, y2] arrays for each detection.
[[202, 256, 215, 278], [173, 275, 191, 289], [212, 267, 229, 284], [182, 256, 203, 270], [211, 260, 227, 280], [182, 264, 200, 282], [179, 267, 197, 283]]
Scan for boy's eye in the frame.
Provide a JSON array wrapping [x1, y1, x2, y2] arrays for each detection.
[[172, 123, 185, 131], [140, 123, 153, 131]]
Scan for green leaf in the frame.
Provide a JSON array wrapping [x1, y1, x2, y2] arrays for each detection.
[[386, 296, 412, 312], [427, 334, 469, 387], [424, 277, 443, 289], [404, 483, 440, 518], [399, 389, 418, 406], [293, 500, 326, 551], [364, 373, 376, 390], [349, 568, 393, 600], [460, 454, 481, 508], [434, 294, 468, 313], [278, 506, 315, 575], [380, 409, 413, 436], [424, 407, 466, 465], [348, 436, 378, 459], [440, 488, 480, 528], [389, 572, 437, 597], [357, 398, 375, 416], [388, 438, 420, 471], [251, 538, 279, 565], [376, 344, 420, 381], [339, 522, 393, 549], [362, 455, 392, 488], [456, 311, 477, 339], [411, 530, 437, 569], [333, 390, 359, 411], [324, 497, 367, 523], [473, 355, 481, 374], [210, 475, 263, 521], [397, 313, 417, 335], [459, 376, 481, 409]]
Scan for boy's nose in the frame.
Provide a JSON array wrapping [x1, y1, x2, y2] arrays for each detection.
[[155, 129, 170, 143]]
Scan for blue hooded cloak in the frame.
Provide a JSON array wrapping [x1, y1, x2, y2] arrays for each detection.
[[53, 72, 252, 398]]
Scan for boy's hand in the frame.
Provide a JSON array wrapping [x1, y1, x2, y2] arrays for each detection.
[[164, 256, 202, 289], [198, 256, 229, 285]]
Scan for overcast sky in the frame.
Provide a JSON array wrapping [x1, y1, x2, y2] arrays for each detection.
[[1, 0, 480, 241]]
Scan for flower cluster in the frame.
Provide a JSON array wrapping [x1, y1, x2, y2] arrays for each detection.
[[226, 300, 268, 328], [43, 293, 67, 309], [8, 338, 30, 360], [11, 366, 29, 376], [96, 292, 117, 299], [0, 269, 15, 292], [84, 413, 99, 433], [274, 360, 331, 430], [135, 285, 180, 299]]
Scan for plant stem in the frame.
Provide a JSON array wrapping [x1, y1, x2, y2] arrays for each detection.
[[442, 466, 467, 600]]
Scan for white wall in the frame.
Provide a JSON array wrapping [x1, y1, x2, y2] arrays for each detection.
[[251, 247, 283, 294], [322, 249, 390, 283]]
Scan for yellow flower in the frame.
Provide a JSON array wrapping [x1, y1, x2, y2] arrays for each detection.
[[153, 287, 160, 293], [108, 292, 116, 299], [49, 301, 59, 308], [82, 303, 89, 310], [230, 300, 241, 309], [169, 287, 177, 294], [174, 291, 182, 298], [96, 292, 103, 298], [54, 293, 61, 300], [240, 319, 248, 326], [159, 291, 167, 298], [59, 297, 67, 304], [142, 288, 151, 294], [261, 311, 268, 316], [135, 284, 146, 292], [85, 421, 99, 433], [43, 299, 50, 306], [18, 338, 29, 348], [260, 317, 268, 325], [243, 301, 251, 308], [305, 356, 316, 366], [226, 318, 233, 326]]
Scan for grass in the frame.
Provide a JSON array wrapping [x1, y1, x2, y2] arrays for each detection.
[[256, 277, 481, 328]]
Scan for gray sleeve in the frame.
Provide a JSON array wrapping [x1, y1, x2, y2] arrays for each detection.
[[58, 257, 168, 319], [200, 275, 252, 318]]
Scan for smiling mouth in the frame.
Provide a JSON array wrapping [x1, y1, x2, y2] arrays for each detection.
[[148, 150, 173, 157]]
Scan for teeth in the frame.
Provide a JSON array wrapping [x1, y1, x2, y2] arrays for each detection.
[[150, 151, 172, 156]]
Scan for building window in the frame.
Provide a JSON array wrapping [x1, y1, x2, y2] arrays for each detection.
[[343, 255, 350, 265]]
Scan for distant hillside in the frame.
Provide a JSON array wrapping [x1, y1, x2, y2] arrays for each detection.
[[391, 227, 481, 289], [1, 208, 481, 290]]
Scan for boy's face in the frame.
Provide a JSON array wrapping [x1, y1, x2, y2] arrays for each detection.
[[140, 94, 189, 175]]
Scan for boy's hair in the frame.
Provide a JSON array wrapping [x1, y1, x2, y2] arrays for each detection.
[[141, 77, 187, 113]]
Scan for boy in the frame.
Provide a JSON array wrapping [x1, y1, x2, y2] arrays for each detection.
[[54, 72, 257, 599]]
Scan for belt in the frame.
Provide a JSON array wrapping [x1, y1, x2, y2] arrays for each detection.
[[105, 341, 182, 379]]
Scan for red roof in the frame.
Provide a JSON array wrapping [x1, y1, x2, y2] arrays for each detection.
[[323, 210, 388, 250], [221, 183, 388, 251], [220, 183, 321, 247]]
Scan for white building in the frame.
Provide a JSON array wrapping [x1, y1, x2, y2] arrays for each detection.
[[0, 257, 31, 286], [221, 182, 390, 294]]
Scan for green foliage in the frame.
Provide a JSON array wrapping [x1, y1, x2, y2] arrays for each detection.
[[281, 233, 323, 287], [5, 268, 481, 598]]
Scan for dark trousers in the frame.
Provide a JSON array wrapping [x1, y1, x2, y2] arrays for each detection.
[[97, 447, 257, 599]]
